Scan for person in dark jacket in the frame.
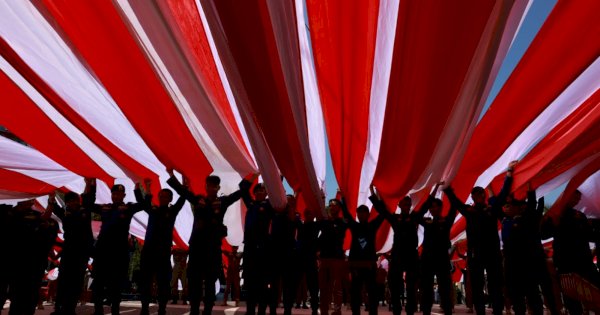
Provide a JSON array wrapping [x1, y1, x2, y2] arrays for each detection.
[[344, 187, 385, 315], [239, 175, 272, 315], [48, 185, 95, 315], [370, 191, 419, 315], [502, 183, 558, 315], [166, 169, 242, 315], [317, 197, 348, 315], [296, 210, 320, 315], [541, 189, 600, 315], [444, 163, 515, 315], [85, 179, 148, 315], [418, 182, 457, 315], [9, 199, 58, 315], [136, 178, 186, 315]]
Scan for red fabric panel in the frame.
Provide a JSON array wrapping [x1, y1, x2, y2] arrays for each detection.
[[372, 0, 497, 207], [0, 69, 114, 186], [306, 0, 379, 214], [40, 0, 212, 191], [449, 0, 600, 205], [200, 0, 322, 212], [159, 0, 249, 157], [0, 168, 56, 195], [451, 89, 600, 240], [0, 38, 155, 185], [488, 90, 600, 198]]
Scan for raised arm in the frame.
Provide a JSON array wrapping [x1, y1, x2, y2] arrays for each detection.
[[47, 192, 65, 220], [443, 186, 470, 218], [239, 180, 253, 208], [134, 180, 154, 214], [83, 178, 101, 213], [369, 185, 395, 224], [166, 168, 197, 204], [491, 162, 515, 207]]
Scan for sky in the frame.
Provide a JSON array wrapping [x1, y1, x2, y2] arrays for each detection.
[[286, 0, 561, 203]]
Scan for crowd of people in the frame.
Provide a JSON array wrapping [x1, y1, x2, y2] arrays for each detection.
[[0, 162, 599, 315]]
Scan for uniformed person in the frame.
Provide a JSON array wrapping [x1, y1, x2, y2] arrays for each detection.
[[166, 169, 242, 315], [296, 210, 320, 315], [221, 246, 241, 306], [85, 179, 148, 315], [48, 186, 94, 315], [136, 179, 186, 315], [0, 204, 15, 314], [9, 199, 58, 315]]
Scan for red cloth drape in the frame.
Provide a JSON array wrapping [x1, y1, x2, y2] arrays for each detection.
[[449, 0, 600, 206], [40, 0, 212, 191], [200, 0, 323, 212], [0, 69, 114, 187], [306, 0, 379, 215]]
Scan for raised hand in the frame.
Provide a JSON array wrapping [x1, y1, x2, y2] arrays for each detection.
[[166, 168, 175, 178]]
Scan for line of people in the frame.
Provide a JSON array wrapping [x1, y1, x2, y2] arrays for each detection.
[[1, 161, 598, 315]]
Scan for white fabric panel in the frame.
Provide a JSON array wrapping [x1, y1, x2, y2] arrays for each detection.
[[295, 0, 327, 190], [0, 1, 165, 175], [357, 0, 400, 215], [410, 0, 528, 202], [0, 136, 80, 189], [196, 0, 288, 209], [578, 170, 600, 216], [537, 153, 600, 199], [116, 0, 246, 245], [265, 0, 324, 212], [475, 57, 600, 188], [117, 0, 256, 176], [0, 56, 127, 179]]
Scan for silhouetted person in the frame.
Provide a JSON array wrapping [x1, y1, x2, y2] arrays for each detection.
[[371, 193, 419, 315], [317, 198, 348, 315], [345, 186, 385, 315], [171, 248, 188, 304], [240, 175, 272, 315], [222, 246, 241, 306], [167, 169, 242, 315], [444, 163, 515, 315], [296, 210, 320, 315], [418, 182, 456, 315], [48, 187, 94, 315], [9, 199, 58, 315], [136, 179, 185, 315], [542, 190, 600, 315], [86, 179, 148, 315]]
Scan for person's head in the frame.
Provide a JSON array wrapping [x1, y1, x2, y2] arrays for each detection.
[[253, 183, 267, 201], [471, 186, 486, 205], [566, 190, 582, 208], [232, 245, 238, 253], [398, 196, 412, 215], [328, 199, 342, 218], [429, 198, 443, 217], [356, 205, 370, 223], [111, 184, 126, 204], [64, 192, 81, 210], [205, 175, 221, 199], [158, 189, 174, 207]]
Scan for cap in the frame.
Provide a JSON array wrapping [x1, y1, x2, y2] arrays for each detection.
[[111, 184, 126, 193]]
